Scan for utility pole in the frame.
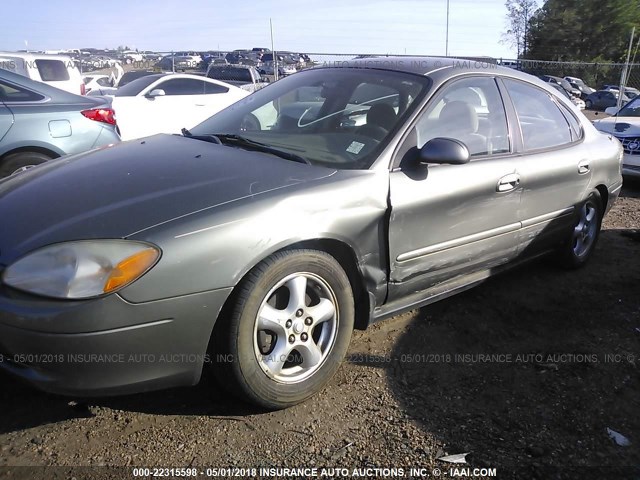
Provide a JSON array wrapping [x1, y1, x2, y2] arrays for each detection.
[[270, 18, 278, 81], [618, 27, 635, 110], [445, 0, 450, 56]]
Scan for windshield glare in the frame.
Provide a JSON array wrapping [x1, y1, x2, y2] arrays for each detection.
[[191, 68, 430, 169]]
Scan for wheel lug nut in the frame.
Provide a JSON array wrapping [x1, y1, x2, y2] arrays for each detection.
[[305, 317, 313, 325], [296, 309, 304, 317], [288, 335, 295, 344], [301, 333, 308, 342], [285, 320, 292, 328]]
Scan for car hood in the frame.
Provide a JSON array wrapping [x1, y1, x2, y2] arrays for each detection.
[[0, 135, 335, 265], [593, 116, 640, 136]]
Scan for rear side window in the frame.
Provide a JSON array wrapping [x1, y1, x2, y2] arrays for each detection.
[[556, 102, 583, 142], [204, 82, 229, 94], [504, 79, 572, 150], [159, 78, 212, 95], [207, 67, 252, 82], [35, 60, 70, 81], [0, 79, 45, 102]]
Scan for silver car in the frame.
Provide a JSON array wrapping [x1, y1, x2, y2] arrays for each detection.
[[0, 68, 120, 177], [0, 57, 623, 409]]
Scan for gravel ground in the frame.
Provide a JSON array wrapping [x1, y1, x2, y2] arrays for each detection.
[[0, 181, 638, 480]]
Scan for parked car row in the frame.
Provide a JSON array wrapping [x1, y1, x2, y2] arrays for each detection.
[[0, 56, 258, 175], [154, 50, 310, 75], [535, 73, 640, 111], [538, 75, 585, 109]]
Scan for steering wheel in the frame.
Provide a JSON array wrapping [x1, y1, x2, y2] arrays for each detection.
[[240, 113, 261, 132]]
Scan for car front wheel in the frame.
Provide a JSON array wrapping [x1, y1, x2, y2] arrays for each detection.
[[212, 249, 354, 409]]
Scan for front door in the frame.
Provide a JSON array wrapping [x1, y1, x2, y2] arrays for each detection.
[[387, 76, 522, 299]]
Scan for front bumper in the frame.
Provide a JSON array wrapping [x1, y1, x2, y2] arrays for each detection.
[[0, 285, 231, 396], [622, 153, 640, 177]]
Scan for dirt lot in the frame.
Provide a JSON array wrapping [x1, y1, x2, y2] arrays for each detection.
[[0, 180, 638, 480]]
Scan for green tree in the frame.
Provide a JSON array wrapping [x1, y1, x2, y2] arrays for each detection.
[[526, 0, 640, 62], [502, 0, 539, 58]]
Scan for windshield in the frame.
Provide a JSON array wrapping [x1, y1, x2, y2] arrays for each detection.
[[191, 68, 430, 169], [617, 95, 640, 116], [115, 74, 165, 96]]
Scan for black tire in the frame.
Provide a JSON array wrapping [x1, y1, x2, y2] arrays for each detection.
[[212, 249, 354, 410], [0, 151, 52, 178], [585, 99, 593, 109], [556, 191, 603, 269]]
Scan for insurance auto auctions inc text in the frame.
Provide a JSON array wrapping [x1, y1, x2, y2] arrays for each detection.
[[251, 466, 497, 478]]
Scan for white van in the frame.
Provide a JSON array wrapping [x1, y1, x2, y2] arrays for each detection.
[[0, 52, 85, 95]]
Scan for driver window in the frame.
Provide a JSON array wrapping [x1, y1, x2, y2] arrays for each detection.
[[415, 77, 510, 157]]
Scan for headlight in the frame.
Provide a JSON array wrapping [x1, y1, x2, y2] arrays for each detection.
[[2, 240, 160, 299]]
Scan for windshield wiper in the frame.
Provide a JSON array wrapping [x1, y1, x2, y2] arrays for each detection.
[[212, 134, 311, 164], [181, 128, 222, 144]]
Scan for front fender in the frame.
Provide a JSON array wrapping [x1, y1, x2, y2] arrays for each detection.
[[122, 170, 390, 305]]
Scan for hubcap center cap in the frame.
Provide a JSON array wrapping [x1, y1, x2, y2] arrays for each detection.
[[293, 320, 304, 334]]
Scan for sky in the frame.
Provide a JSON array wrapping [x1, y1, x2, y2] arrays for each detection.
[[3, 0, 516, 59]]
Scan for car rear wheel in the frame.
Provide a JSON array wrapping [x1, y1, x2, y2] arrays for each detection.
[[557, 191, 603, 268], [585, 99, 593, 109], [0, 151, 53, 178], [212, 249, 354, 409]]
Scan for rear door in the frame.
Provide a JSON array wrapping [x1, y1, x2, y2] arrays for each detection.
[[500, 78, 591, 255], [154, 77, 229, 130]]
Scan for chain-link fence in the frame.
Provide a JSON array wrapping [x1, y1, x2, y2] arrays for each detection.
[[79, 50, 640, 92], [496, 58, 640, 90]]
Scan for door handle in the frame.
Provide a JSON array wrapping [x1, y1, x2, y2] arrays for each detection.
[[578, 160, 590, 174], [497, 173, 520, 192]]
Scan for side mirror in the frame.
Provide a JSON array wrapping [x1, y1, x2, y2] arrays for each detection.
[[419, 137, 470, 165], [146, 89, 165, 98], [605, 106, 619, 116]]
